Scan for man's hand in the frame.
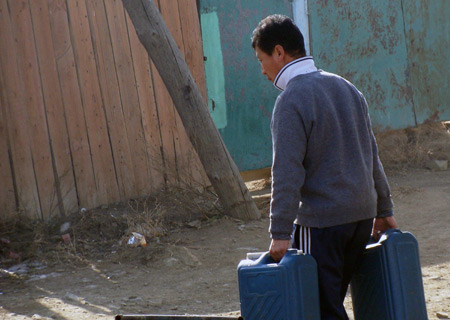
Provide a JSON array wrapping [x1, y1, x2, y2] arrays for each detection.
[[372, 216, 398, 241], [269, 239, 290, 262]]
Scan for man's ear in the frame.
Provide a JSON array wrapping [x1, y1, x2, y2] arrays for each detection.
[[273, 45, 285, 62]]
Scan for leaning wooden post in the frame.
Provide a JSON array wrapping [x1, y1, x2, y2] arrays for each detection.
[[122, 0, 260, 220]]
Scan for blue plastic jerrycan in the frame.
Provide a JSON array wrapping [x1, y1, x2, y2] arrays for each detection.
[[351, 229, 428, 320], [237, 249, 320, 320]]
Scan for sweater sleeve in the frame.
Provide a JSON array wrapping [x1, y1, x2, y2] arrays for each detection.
[[269, 95, 307, 239], [361, 95, 394, 217]]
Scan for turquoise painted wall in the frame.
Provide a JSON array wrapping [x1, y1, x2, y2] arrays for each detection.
[[199, 0, 293, 171], [402, 0, 450, 123], [199, 0, 449, 170], [309, 0, 450, 131]]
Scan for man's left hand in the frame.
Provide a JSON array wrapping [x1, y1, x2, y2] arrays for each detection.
[[372, 216, 398, 241], [269, 239, 290, 262]]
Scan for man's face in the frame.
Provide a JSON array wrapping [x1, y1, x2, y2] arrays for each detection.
[[255, 46, 284, 83]]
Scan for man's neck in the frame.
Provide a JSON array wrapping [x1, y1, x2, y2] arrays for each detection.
[[273, 56, 317, 91]]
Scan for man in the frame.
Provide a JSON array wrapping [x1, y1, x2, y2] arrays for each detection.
[[251, 15, 398, 319]]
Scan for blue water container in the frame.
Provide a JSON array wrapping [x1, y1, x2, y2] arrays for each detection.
[[237, 249, 320, 320], [351, 229, 428, 320]]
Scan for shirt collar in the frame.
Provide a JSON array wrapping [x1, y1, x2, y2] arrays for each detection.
[[273, 56, 317, 91]]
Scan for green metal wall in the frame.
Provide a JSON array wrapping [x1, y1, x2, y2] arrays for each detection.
[[309, 0, 450, 131], [199, 0, 449, 171], [199, 0, 293, 171], [402, 0, 450, 123]]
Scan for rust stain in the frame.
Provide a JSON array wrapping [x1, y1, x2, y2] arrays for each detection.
[[318, 0, 329, 9], [425, 111, 440, 123], [389, 71, 413, 105]]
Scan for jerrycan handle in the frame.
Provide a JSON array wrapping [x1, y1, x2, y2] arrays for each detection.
[[367, 228, 402, 249], [256, 249, 303, 265], [255, 252, 275, 265], [382, 228, 401, 237], [376, 228, 401, 242], [380, 228, 402, 241]]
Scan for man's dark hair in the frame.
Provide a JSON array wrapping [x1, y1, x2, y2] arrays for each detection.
[[251, 14, 306, 57]]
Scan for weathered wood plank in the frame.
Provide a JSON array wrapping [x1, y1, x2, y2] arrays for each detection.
[[8, 0, 58, 219], [158, 0, 209, 188], [125, 10, 165, 192], [146, 0, 179, 184], [159, 0, 184, 50], [122, 0, 260, 220], [0, 74, 17, 217], [176, 0, 210, 186], [177, 0, 207, 102], [160, 0, 195, 180], [66, 0, 120, 204], [150, 66, 179, 183], [85, 0, 136, 200], [29, 0, 79, 217], [48, 0, 97, 209], [103, 0, 151, 196], [0, 0, 40, 217]]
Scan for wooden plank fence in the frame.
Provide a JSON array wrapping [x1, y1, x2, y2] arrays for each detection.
[[0, 0, 209, 220]]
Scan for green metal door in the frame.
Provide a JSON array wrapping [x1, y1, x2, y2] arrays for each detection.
[[199, 0, 293, 171]]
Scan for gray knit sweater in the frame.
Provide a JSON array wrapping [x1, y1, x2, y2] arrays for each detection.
[[270, 70, 394, 240]]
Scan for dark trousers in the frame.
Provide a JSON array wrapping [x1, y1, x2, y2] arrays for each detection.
[[292, 218, 373, 320]]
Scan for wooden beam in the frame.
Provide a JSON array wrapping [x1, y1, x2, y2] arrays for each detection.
[[122, 0, 260, 220]]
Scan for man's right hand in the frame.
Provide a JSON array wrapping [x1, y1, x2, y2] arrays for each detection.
[[269, 239, 290, 262], [372, 216, 398, 241]]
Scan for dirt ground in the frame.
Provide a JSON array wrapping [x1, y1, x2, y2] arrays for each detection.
[[1, 122, 449, 320]]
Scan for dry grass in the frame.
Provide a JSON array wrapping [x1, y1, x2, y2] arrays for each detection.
[[0, 186, 221, 267], [376, 122, 450, 172]]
